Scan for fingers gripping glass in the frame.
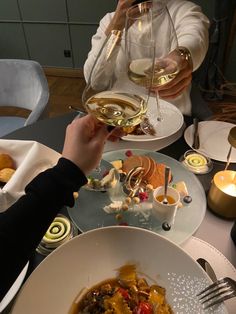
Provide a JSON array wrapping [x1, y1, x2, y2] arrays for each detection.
[[125, 1, 179, 135]]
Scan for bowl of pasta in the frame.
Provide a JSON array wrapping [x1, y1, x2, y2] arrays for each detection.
[[12, 226, 227, 314]]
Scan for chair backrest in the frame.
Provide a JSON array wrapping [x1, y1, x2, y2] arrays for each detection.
[[0, 59, 49, 125]]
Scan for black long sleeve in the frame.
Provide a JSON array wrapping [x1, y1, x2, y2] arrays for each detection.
[[0, 158, 87, 301]]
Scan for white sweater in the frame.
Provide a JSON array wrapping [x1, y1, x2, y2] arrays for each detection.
[[84, 0, 209, 116]]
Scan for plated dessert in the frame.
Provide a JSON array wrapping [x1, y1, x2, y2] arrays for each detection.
[[69, 149, 206, 245], [102, 150, 191, 229]]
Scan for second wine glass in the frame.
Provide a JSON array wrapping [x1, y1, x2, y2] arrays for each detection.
[[126, 1, 179, 134]]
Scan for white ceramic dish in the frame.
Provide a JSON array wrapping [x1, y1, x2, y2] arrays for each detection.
[[11, 227, 227, 314], [0, 262, 29, 312], [122, 99, 184, 142], [183, 237, 236, 314], [69, 149, 206, 245], [184, 121, 236, 163]]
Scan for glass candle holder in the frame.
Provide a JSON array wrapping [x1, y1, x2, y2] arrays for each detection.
[[180, 150, 213, 174], [37, 214, 77, 256]]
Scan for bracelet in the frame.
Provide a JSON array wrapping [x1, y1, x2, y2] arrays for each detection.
[[178, 46, 193, 69]]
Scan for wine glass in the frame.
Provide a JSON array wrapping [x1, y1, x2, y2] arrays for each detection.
[[82, 27, 154, 129], [125, 1, 179, 134]]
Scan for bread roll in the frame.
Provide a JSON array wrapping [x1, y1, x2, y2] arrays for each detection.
[[0, 168, 16, 183], [0, 153, 15, 170]]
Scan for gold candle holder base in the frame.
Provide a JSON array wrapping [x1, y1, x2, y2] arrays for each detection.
[[207, 170, 236, 219]]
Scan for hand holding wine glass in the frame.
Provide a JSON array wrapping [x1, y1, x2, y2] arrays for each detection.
[[126, 1, 179, 133], [155, 48, 193, 100]]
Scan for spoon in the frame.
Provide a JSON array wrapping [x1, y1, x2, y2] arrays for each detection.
[[163, 166, 170, 205]]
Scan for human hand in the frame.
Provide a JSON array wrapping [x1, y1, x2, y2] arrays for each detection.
[[107, 127, 126, 142], [62, 115, 109, 175], [153, 48, 193, 99], [105, 0, 136, 35]]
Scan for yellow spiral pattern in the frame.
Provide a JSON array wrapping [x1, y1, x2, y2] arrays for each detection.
[[185, 153, 207, 167], [43, 216, 71, 244]]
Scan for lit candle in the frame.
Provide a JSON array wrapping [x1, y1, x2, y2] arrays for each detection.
[[208, 170, 236, 219]]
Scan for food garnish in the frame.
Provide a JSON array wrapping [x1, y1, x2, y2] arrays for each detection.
[[172, 181, 188, 198], [86, 168, 118, 191], [183, 195, 192, 204], [125, 150, 133, 157], [111, 159, 123, 170]]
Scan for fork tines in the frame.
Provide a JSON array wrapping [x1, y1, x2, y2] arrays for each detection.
[[197, 277, 236, 309]]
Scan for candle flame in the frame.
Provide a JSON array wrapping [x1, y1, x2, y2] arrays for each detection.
[[222, 183, 236, 197]]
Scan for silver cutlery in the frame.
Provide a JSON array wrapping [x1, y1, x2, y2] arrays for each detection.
[[192, 118, 200, 149], [225, 145, 232, 170], [197, 277, 236, 309], [197, 258, 217, 282], [163, 166, 170, 204]]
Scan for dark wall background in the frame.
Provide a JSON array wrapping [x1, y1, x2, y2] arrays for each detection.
[[0, 0, 235, 82]]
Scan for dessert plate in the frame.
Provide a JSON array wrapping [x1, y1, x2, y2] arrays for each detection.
[[68, 149, 206, 245], [184, 121, 236, 163], [122, 99, 184, 142]]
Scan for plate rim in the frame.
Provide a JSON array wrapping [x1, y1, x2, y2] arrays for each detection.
[[121, 101, 184, 142], [0, 261, 29, 312], [11, 226, 227, 314], [184, 120, 236, 163]]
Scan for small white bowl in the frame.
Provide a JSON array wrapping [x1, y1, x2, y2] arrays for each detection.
[[152, 186, 180, 225]]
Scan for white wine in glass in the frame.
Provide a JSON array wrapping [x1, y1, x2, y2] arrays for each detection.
[[82, 29, 153, 127], [84, 91, 147, 127], [126, 1, 179, 131]]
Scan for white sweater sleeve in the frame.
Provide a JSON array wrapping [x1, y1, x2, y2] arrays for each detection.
[[168, 0, 210, 71], [83, 13, 114, 83]]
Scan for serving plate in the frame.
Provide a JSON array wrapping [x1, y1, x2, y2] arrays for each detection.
[[184, 121, 236, 163], [68, 149, 206, 245], [122, 99, 184, 142], [11, 227, 227, 314]]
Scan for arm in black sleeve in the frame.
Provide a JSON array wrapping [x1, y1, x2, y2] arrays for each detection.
[[0, 157, 87, 301]]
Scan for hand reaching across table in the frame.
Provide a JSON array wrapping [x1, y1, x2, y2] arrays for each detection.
[[0, 114, 111, 302]]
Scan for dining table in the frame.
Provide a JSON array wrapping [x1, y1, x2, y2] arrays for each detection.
[[2, 111, 236, 313]]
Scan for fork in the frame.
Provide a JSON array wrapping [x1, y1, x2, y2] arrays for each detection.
[[197, 277, 236, 309]]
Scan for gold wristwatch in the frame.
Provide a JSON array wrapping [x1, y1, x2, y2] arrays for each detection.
[[178, 46, 193, 68]]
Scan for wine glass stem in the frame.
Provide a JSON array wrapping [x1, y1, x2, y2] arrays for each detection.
[[155, 91, 162, 122], [95, 160, 102, 173]]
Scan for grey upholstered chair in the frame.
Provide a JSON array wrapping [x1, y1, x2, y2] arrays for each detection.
[[0, 59, 49, 137]]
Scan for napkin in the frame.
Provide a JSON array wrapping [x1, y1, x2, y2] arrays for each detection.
[[0, 139, 61, 212]]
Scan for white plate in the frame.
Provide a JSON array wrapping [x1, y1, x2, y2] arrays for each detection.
[[11, 227, 227, 314], [183, 237, 236, 314], [184, 121, 236, 162], [68, 149, 206, 245], [122, 99, 184, 142], [0, 262, 29, 312]]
